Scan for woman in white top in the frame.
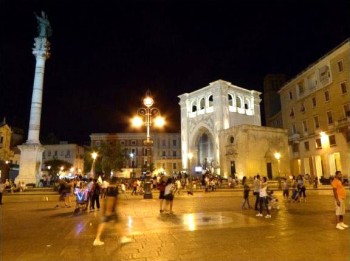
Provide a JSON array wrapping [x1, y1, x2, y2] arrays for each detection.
[[256, 177, 271, 218], [164, 178, 175, 214]]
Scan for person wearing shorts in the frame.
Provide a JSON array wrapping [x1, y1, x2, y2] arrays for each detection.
[[332, 171, 348, 230]]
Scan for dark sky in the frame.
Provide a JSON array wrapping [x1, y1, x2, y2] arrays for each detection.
[[1, 0, 349, 144]]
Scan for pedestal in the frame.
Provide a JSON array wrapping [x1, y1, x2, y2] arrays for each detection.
[[143, 176, 153, 199], [16, 143, 45, 185]]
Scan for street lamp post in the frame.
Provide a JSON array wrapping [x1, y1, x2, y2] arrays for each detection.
[[131, 90, 165, 199], [274, 152, 281, 189], [187, 152, 193, 192], [130, 152, 135, 179], [91, 152, 98, 179]]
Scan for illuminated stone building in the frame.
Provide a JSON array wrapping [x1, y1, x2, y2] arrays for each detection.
[[0, 120, 12, 162], [279, 39, 350, 179], [179, 80, 289, 178]]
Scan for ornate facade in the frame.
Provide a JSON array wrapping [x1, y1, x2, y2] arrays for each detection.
[[178, 79, 289, 178]]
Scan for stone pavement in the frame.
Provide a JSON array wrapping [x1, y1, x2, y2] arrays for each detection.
[[0, 189, 349, 261]]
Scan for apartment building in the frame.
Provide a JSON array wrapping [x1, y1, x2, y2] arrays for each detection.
[[42, 143, 85, 173], [0, 121, 12, 162], [90, 132, 182, 177], [279, 39, 350, 179]]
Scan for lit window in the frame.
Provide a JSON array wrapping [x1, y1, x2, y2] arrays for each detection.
[[192, 101, 197, 112], [289, 91, 293, 100], [344, 104, 350, 117], [200, 98, 205, 110], [315, 138, 322, 149], [312, 97, 317, 107], [327, 111, 333, 125], [229, 136, 234, 144], [340, 82, 347, 94], [324, 90, 330, 102], [228, 94, 233, 106], [302, 121, 308, 133], [314, 116, 320, 129], [329, 135, 336, 146], [292, 143, 299, 153], [337, 60, 344, 72], [298, 82, 305, 96], [236, 96, 242, 108], [208, 95, 214, 107], [290, 108, 295, 117]]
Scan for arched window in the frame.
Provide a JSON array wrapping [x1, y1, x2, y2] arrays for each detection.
[[236, 96, 242, 108], [228, 136, 234, 144], [244, 99, 250, 110], [208, 95, 214, 107], [192, 101, 197, 112], [228, 94, 233, 106], [290, 108, 294, 117], [200, 98, 205, 110]]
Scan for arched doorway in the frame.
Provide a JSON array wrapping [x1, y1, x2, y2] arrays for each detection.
[[195, 131, 215, 172]]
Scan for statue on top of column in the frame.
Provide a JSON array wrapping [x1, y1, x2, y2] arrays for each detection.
[[34, 11, 52, 38]]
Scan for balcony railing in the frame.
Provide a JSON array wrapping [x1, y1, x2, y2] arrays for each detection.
[[288, 132, 300, 141]]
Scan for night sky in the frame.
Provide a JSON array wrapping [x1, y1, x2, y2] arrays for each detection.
[[1, 0, 349, 144]]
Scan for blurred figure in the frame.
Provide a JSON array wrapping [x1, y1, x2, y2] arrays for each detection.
[[0, 180, 5, 205], [241, 176, 251, 209], [93, 177, 134, 246]]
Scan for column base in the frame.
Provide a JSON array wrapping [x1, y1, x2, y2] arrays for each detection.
[[16, 143, 44, 185]]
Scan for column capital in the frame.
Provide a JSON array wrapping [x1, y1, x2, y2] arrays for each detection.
[[32, 37, 51, 59]]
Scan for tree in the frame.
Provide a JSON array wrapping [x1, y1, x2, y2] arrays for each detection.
[[83, 143, 125, 177], [44, 159, 72, 179]]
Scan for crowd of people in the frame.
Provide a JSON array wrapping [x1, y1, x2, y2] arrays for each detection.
[[1, 169, 346, 247]]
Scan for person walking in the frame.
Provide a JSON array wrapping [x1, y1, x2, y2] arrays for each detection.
[[163, 178, 175, 214], [131, 179, 138, 195], [256, 176, 271, 218], [297, 175, 306, 202], [283, 177, 290, 201], [90, 178, 101, 211], [331, 171, 348, 230], [0, 180, 5, 205], [253, 174, 260, 210], [241, 176, 251, 209], [93, 177, 134, 246], [157, 175, 167, 213]]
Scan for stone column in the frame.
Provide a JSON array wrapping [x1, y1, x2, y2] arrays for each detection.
[[16, 37, 50, 185]]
